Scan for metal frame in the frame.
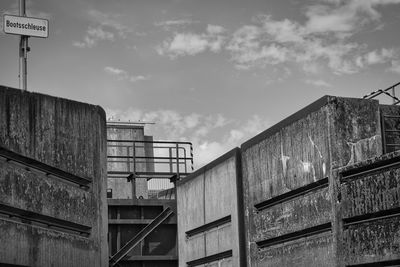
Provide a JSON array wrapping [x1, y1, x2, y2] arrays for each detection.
[[363, 81, 400, 104], [109, 207, 174, 266], [107, 139, 193, 180], [381, 114, 400, 154]]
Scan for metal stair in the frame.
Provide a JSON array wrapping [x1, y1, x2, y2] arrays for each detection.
[[109, 206, 174, 266]]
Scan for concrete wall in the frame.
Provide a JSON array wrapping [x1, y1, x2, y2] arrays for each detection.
[[0, 86, 108, 266], [240, 96, 382, 266], [176, 148, 245, 267], [107, 125, 148, 199], [330, 103, 400, 266], [175, 95, 400, 266]]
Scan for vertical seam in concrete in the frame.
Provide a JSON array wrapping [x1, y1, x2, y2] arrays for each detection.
[[203, 172, 207, 258], [235, 148, 247, 267], [327, 103, 342, 267]]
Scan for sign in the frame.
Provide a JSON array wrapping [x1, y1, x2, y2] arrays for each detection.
[[3, 14, 48, 38]]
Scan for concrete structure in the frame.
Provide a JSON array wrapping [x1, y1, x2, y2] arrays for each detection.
[[0, 86, 108, 266], [107, 123, 149, 199], [176, 95, 400, 266], [106, 123, 193, 266], [241, 96, 382, 266], [176, 148, 245, 267]]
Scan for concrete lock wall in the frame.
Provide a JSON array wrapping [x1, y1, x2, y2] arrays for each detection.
[[176, 95, 400, 266], [0, 86, 108, 267], [331, 103, 400, 266], [240, 96, 383, 266], [335, 151, 400, 266], [176, 148, 245, 267]]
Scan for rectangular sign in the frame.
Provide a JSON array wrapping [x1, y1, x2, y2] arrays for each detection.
[[3, 14, 48, 38]]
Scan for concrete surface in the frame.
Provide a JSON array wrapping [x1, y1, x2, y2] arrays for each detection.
[[0, 86, 108, 267], [176, 148, 244, 267]]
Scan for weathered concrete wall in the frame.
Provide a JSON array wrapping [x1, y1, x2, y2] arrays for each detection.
[[0, 86, 108, 267], [176, 148, 245, 267], [241, 96, 382, 266], [335, 150, 400, 266], [107, 125, 148, 199]]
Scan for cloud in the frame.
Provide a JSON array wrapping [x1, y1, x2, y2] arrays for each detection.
[[105, 108, 225, 141], [156, 24, 226, 58], [74, 9, 131, 48], [154, 18, 197, 30], [74, 26, 115, 48], [390, 60, 400, 73], [305, 0, 400, 36], [355, 48, 395, 68], [306, 79, 332, 88], [87, 9, 130, 38], [157, 0, 400, 75], [226, 23, 289, 69], [105, 107, 269, 168], [104, 66, 150, 82], [227, 16, 361, 73], [227, 1, 400, 74]]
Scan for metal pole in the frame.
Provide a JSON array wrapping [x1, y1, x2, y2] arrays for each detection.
[[175, 144, 180, 180], [19, 0, 28, 90], [393, 86, 396, 105]]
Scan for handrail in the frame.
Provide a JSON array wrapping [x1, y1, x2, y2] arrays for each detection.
[[107, 139, 194, 182], [363, 81, 400, 104], [107, 139, 192, 145]]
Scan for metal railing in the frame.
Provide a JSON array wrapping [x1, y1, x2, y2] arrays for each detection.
[[107, 139, 193, 181], [363, 81, 400, 104]]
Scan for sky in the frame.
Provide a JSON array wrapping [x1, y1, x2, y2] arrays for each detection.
[[1, 0, 400, 168]]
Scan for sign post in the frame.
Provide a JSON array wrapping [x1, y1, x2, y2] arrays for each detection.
[[2, 0, 49, 91], [19, 0, 27, 91]]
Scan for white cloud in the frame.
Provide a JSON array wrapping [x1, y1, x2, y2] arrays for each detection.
[[129, 75, 149, 82], [227, 15, 362, 72], [74, 9, 131, 48], [207, 24, 225, 35], [304, 0, 400, 35], [355, 48, 395, 68], [156, 24, 226, 58], [226, 4, 399, 74], [87, 9, 130, 38], [74, 26, 115, 48], [306, 79, 332, 88], [104, 66, 126, 76], [156, 0, 400, 75], [104, 66, 150, 83], [390, 60, 400, 73], [154, 18, 197, 30]]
